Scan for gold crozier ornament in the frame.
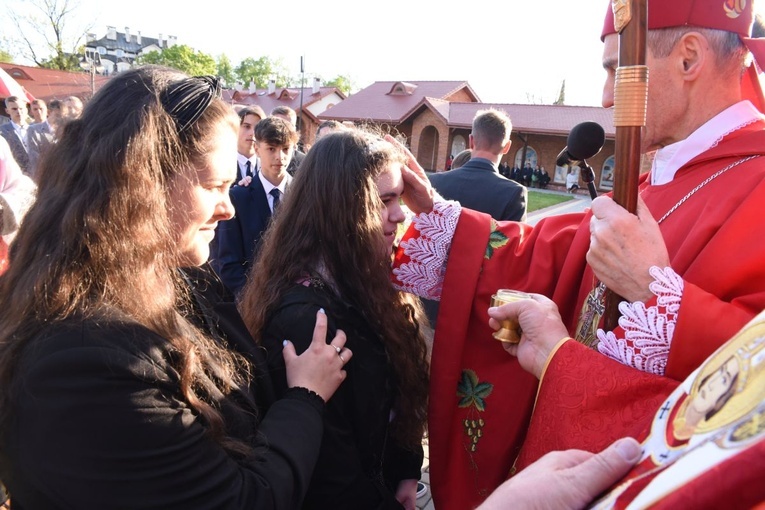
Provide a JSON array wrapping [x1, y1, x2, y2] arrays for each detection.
[[612, 0, 631, 32], [575, 281, 607, 348]]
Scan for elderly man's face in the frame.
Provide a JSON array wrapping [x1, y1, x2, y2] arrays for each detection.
[[601, 33, 687, 153]]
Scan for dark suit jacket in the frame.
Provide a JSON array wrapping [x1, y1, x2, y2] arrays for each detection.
[[236, 158, 259, 182], [210, 176, 273, 295], [287, 149, 305, 176], [428, 157, 527, 221], [0, 123, 29, 173]]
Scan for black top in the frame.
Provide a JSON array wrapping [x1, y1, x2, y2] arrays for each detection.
[[0, 265, 325, 509], [261, 281, 423, 510]]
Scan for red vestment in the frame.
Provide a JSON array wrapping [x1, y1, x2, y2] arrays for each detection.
[[518, 337, 765, 509], [395, 121, 765, 509]]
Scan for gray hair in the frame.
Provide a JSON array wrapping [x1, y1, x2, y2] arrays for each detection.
[[648, 27, 749, 76]]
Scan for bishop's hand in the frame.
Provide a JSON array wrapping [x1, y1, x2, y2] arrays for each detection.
[[587, 195, 670, 303]]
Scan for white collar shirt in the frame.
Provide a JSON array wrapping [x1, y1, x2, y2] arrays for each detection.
[[236, 153, 259, 179], [651, 100, 765, 185], [258, 171, 291, 213]]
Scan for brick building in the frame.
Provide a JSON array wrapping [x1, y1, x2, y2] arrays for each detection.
[[319, 80, 619, 191]]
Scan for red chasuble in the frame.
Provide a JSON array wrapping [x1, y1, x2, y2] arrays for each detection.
[[518, 314, 765, 509], [397, 121, 765, 509]]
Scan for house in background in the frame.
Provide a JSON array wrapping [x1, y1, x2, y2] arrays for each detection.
[[319, 80, 618, 191], [226, 77, 346, 148], [0, 63, 108, 103], [84, 27, 177, 75]]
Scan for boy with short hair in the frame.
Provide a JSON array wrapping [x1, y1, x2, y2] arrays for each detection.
[[211, 117, 298, 295]]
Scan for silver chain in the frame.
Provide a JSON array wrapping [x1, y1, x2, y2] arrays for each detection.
[[656, 155, 760, 224]]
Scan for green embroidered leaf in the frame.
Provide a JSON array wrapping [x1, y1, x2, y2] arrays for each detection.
[[457, 369, 493, 412], [474, 382, 494, 399], [484, 222, 509, 260], [458, 396, 474, 408], [457, 369, 477, 397]]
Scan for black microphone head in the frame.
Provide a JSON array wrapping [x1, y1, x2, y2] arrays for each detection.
[[567, 121, 605, 161], [555, 147, 571, 167]]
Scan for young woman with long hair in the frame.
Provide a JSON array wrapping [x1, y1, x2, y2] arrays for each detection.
[[239, 130, 431, 509], [0, 65, 350, 509]]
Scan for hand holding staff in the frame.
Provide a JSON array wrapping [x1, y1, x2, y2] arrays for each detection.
[[604, 0, 648, 330]]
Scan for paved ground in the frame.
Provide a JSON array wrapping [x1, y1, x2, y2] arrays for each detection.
[[526, 188, 593, 226], [415, 187, 592, 509]]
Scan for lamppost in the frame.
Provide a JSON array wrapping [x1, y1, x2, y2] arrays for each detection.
[[80, 50, 105, 96]]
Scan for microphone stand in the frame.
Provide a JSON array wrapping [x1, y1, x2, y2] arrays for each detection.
[[577, 160, 598, 200]]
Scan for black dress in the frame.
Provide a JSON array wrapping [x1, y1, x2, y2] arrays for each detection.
[[0, 265, 325, 509], [261, 279, 423, 510]]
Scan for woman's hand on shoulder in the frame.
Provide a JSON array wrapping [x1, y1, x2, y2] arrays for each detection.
[[282, 308, 351, 402]]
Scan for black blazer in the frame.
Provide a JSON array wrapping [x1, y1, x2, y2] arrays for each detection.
[[0, 265, 325, 509], [210, 176, 273, 296], [429, 157, 527, 221], [287, 150, 305, 176]]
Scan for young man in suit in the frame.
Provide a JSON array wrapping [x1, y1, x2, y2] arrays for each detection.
[[428, 108, 526, 222], [26, 99, 60, 181], [0, 97, 30, 174], [270, 106, 305, 175], [211, 116, 298, 295], [235, 106, 266, 182]]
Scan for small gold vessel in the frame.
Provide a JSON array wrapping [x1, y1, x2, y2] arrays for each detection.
[[490, 289, 531, 344]]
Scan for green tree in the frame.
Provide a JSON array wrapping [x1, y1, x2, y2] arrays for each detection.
[[235, 56, 291, 89], [216, 54, 236, 87], [0, 48, 13, 63], [324, 75, 353, 96], [136, 44, 216, 76], [7, 0, 93, 71]]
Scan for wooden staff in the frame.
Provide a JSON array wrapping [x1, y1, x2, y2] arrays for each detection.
[[604, 0, 648, 330]]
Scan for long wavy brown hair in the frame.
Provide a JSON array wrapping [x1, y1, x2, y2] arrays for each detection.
[[0, 66, 251, 455], [239, 130, 430, 449]]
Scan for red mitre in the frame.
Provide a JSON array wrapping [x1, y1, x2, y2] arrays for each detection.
[[600, 0, 765, 113]]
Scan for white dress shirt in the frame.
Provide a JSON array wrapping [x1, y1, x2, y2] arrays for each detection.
[[651, 100, 765, 185]]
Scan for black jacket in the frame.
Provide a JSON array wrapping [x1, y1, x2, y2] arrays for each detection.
[[261, 281, 423, 510], [0, 265, 324, 509]]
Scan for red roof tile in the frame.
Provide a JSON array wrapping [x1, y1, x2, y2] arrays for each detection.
[[0, 63, 109, 102], [445, 103, 615, 137], [318, 81, 479, 123]]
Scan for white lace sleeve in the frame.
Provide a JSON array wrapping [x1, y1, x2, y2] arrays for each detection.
[[392, 200, 461, 300], [595, 266, 683, 376]]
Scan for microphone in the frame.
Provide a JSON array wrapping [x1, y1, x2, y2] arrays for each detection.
[[556, 121, 605, 167], [556, 122, 605, 200]]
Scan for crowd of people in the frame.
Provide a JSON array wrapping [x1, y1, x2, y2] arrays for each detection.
[[0, 0, 764, 509]]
